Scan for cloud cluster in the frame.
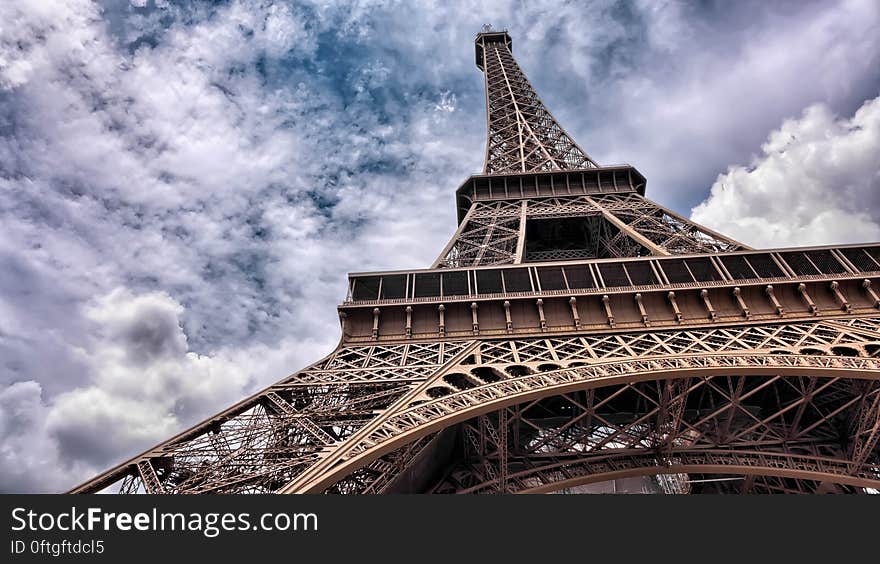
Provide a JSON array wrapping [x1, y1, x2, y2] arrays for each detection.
[[0, 0, 878, 492], [0, 0, 479, 491], [691, 96, 880, 247], [50, 289, 251, 468], [553, 0, 880, 211]]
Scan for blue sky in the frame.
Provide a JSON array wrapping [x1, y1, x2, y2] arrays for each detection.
[[0, 0, 879, 492]]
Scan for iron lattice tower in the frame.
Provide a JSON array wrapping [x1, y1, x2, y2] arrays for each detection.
[[72, 31, 880, 495]]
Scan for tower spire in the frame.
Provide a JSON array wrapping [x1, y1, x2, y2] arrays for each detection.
[[475, 30, 597, 174]]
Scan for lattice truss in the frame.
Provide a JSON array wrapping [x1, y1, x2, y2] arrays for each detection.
[[522, 228, 641, 263], [436, 200, 521, 268], [427, 378, 880, 494], [436, 194, 743, 268], [96, 341, 475, 494], [436, 197, 637, 268], [593, 193, 744, 254], [695, 475, 865, 494], [522, 196, 647, 261], [481, 38, 597, 173], [299, 317, 880, 494]]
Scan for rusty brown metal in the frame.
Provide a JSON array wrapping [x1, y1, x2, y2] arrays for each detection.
[[69, 30, 880, 495]]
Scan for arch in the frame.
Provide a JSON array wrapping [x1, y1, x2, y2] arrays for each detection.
[[426, 386, 454, 398], [505, 365, 533, 377], [470, 366, 504, 383], [443, 372, 479, 390], [831, 345, 861, 357], [282, 353, 880, 493], [473, 450, 880, 494]]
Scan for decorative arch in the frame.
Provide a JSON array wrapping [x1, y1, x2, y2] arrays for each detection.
[[285, 353, 880, 493]]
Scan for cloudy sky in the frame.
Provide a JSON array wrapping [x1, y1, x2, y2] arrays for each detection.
[[0, 0, 878, 493]]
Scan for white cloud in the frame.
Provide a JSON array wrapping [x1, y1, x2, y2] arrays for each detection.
[[0, 381, 72, 493], [435, 91, 457, 113], [0, 286, 333, 491], [48, 288, 252, 468], [691, 95, 880, 247], [539, 0, 880, 211]]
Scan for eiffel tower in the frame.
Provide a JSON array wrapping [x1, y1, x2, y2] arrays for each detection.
[[72, 29, 880, 495]]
